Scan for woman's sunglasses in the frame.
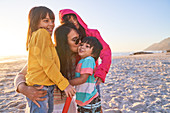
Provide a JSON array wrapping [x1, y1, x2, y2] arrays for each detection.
[[75, 38, 81, 45], [74, 36, 81, 45]]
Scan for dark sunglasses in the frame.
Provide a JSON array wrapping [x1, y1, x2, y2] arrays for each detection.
[[75, 38, 80, 45], [74, 36, 81, 45]]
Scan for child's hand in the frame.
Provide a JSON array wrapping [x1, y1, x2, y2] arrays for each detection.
[[64, 84, 76, 98], [94, 77, 103, 85]]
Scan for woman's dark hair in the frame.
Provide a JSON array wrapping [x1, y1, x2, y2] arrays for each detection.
[[81, 37, 103, 61], [62, 14, 86, 39], [54, 23, 80, 98], [26, 6, 55, 51], [54, 23, 80, 80]]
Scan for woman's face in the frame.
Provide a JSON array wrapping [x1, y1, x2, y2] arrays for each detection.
[[68, 15, 79, 29], [38, 13, 55, 36], [67, 29, 80, 53]]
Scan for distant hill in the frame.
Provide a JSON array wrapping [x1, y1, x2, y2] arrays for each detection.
[[145, 37, 170, 51]]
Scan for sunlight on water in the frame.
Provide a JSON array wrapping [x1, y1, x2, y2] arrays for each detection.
[[0, 55, 27, 63]]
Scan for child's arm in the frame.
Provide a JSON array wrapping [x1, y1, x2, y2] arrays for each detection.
[[69, 74, 89, 86], [71, 57, 95, 86]]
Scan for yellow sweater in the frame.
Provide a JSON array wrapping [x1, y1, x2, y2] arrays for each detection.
[[26, 29, 69, 91]]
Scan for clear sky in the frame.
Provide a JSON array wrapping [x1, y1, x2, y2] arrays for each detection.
[[0, 0, 170, 56]]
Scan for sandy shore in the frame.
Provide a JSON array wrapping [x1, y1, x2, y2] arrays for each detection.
[[0, 53, 169, 113], [0, 56, 27, 113], [101, 53, 170, 113]]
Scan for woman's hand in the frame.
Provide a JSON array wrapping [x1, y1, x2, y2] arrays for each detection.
[[18, 83, 47, 108], [64, 84, 76, 98], [94, 77, 103, 85]]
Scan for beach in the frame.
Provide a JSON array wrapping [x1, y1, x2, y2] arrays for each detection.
[[0, 56, 27, 113], [0, 53, 169, 112]]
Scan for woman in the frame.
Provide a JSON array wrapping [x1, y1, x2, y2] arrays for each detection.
[[14, 7, 79, 112], [53, 23, 81, 112], [59, 9, 112, 113], [59, 9, 111, 86]]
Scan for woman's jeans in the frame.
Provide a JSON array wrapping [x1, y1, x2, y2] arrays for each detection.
[[96, 84, 101, 97], [26, 85, 55, 113]]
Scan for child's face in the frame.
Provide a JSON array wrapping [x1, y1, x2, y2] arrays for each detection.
[[38, 13, 55, 36], [78, 43, 93, 59]]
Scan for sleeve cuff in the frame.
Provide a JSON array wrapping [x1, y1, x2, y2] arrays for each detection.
[[94, 70, 107, 82], [15, 81, 26, 93], [57, 78, 70, 91], [14, 74, 26, 93]]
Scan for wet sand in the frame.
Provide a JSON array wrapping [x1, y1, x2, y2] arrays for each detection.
[[0, 53, 169, 113]]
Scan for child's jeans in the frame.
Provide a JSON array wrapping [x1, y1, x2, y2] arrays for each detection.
[[77, 96, 101, 113], [26, 85, 55, 113]]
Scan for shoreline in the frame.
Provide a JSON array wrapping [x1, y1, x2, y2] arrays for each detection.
[[113, 52, 169, 59]]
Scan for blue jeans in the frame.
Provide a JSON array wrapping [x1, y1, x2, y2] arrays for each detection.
[[96, 84, 101, 97], [26, 85, 55, 113]]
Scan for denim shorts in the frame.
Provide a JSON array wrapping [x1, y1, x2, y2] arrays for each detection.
[[26, 85, 55, 113]]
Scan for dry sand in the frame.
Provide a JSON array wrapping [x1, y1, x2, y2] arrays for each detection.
[[0, 53, 169, 113], [101, 53, 170, 113]]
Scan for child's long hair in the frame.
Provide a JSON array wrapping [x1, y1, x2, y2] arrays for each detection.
[[26, 6, 55, 51], [61, 14, 86, 39]]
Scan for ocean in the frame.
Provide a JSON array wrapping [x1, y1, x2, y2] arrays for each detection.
[[112, 51, 163, 57], [112, 52, 133, 56], [0, 51, 163, 63], [0, 55, 27, 63]]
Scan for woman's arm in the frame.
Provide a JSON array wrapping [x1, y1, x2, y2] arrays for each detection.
[[14, 63, 75, 107], [14, 64, 47, 108], [14, 63, 27, 92], [93, 30, 112, 83]]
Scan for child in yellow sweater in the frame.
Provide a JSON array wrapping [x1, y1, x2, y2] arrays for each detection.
[[25, 6, 75, 113]]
